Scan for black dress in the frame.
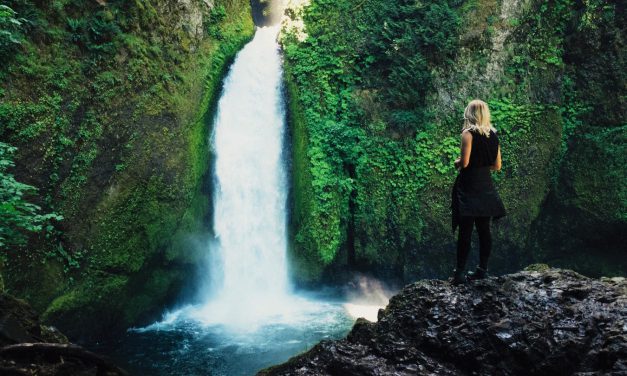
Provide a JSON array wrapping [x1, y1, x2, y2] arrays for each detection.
[[451, 129, 507, 233]]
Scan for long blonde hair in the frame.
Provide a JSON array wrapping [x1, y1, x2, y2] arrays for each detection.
[[463, 99, 497, 137]]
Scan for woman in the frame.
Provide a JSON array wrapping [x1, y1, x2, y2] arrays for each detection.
[[450, 99, 506, 285]]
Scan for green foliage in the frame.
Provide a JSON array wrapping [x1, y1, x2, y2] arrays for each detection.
[[0, 142, 62, 250], [282, 0, 625, 282], [281, 0, 463, 277], [556, 75, 592, 167], [507, 0, 573, 82], [0, 0, 254, 335], [206, 5, 227, 39], [489, 99, 553, 175], [578, 0, 616, 31], [45, 243, 83, 275], [66, 17, 85, 43], [0, 4, 27, 59]]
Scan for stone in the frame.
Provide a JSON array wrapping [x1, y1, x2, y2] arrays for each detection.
[[0, 293, 125, 375], [259, 268, 627, 375]]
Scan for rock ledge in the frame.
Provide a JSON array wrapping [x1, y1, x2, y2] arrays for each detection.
[[259, 267, 626, 375]]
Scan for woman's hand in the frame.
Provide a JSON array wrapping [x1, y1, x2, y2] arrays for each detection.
[[454, 157, 461, 169], [489, 145, 502, 171]]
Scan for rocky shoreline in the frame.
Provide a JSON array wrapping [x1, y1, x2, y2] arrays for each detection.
[[2, 266, 625, 375], [259, 266, 626, 375]]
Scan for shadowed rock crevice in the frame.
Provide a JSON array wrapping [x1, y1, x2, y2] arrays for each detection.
[[259, 267, 627, 375]]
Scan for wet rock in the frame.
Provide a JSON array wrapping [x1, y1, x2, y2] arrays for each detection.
[[259, 268, 627, 375], [0, 294, 51, 346], [0, 293, 125, 375]]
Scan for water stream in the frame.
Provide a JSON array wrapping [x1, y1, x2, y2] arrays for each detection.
[[193, 24, 293, 327], [93, 26, 358, 375]]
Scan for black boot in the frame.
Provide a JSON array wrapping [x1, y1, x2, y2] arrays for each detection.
[[451, 268, 467, 285], [467, 266, 488, 281]]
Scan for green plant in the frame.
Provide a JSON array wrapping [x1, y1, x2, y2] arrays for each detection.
[[0, 142, 62, 250], [66, 17, 85, 43], [206, 5, 227, 39], [279, 0, 463, 273], [0, 4, 27, 58]]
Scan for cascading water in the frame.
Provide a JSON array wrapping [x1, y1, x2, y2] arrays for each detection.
[[153, 26, 326, 330], [92, 25, 384, 376], [192, 25, 293, 326], [212, 24, 289, 299]]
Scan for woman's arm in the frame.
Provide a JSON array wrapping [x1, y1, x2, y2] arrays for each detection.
[[455, 130, 472, 169], [490, 145, 502, 171]]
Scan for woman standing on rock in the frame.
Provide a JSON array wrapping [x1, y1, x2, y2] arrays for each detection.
[[450, 99, 507, 285]]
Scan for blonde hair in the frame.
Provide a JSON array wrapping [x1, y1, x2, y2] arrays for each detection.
[[462, 99, 497, 137]]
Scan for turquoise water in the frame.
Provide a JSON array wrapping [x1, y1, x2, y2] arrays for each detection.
[[93, 296, 356, 375]]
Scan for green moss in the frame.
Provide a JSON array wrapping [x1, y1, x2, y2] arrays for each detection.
[[4, 258, 66, 312], [285, 74, 327, 283], [1, 0, 254, 337], [42, 273, 129, 336], [44, 274, 128, 317], [281, 0, 624, 282], [524, 263, 550, 272], [559, 126, 626, 223], [529, 125, 627, 277]]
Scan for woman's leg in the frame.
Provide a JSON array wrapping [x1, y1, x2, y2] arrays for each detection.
[[474, 216, 492, 270], [456, 216, 474, 270]]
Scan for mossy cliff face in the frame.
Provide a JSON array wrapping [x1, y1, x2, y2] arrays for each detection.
[[0, 0, 253, 338], [280, 0, 625, 285]]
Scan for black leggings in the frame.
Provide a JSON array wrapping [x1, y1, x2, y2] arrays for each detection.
[[456, 216, 491, 270]]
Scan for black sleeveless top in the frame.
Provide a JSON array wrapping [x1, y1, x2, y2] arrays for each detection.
[[467, 129, 499, 168], [450, 128, 506, 232]]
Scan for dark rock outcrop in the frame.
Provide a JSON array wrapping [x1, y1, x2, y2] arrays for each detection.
[[0, 293, 126, 375], [0, 294, 68, 348], [259, 267, 627, 375]]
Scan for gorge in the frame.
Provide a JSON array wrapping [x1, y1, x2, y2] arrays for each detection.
[[0, 0, 625, 374]]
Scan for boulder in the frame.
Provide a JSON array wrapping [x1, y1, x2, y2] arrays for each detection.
[[259, 268, 626, 375], [0, 293, 126, 375]]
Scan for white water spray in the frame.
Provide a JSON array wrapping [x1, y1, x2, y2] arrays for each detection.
[[140, 26, 341, 334], [141, 26, 381, 339], [189, 25, 295, 326]]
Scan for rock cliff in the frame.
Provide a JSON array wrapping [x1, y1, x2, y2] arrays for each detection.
[[0, 0, 254, 339], [260, 267, 627, 375], [280, 0, 626, 285]]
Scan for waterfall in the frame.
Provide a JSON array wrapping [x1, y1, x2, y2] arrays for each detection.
[[137, 25, 342, 334], [140, 25, 365, 338], [210, 24, 289, 302], [121, 29, 373, 376], [186, 25, 295, 327], [114, 23, 371, 376]]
